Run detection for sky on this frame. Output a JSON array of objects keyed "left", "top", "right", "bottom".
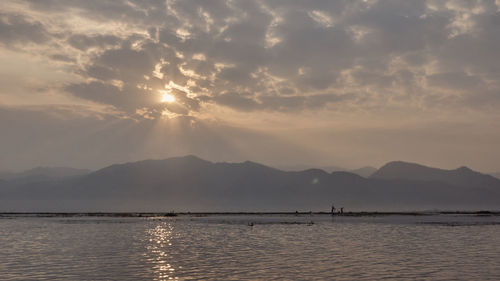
[{"left": 1, "top": 0, "right": 500, "bottom": 173}]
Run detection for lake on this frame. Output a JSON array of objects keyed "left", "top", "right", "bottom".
[{"left": 1, "top": 213, "right": 500, "bottom": 280}]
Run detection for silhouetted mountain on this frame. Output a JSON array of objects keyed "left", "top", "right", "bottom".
[
  {"left": 491, "top": 173, "right": 500, "bottom": 180},
  {"left": 280, "top": 164, "right": 377, "bottom": 178},
  {"left": 371, "top": 161, "right": 500, "bottom": 189},
  {"left": 1, "top": 156, "right": 499, "bottom": 212},
  {"left": 277, "top": 164, "right": 343, "bottom": 173},
  {"left": 349, "top": 166, "right": 377, "bottom": 178}
]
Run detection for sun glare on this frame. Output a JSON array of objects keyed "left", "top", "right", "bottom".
[{"left": 161, "top": 92, "right": 176, "bottom": 103}]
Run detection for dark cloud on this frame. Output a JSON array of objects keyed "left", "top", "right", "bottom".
[
  {"left": 0, "top": 14, "right": 49, "bottom": 45},
  {"left": 427, "top": 72, "right": 481, "bottom": 91},
  {"left": 49, "top": 54, "right": 75, "bottom": 62},
  {"left": 26, "top": 0, "right": 155, "bottom": 24},
  {"left": 95, "top": 47, "right": 158, "bottom": 79},
  {"left": 67, "top": 34, "right": 120, "bottom": 51},
  {"left": 212, "top": 92, "right": 261, "bottom": 112}
]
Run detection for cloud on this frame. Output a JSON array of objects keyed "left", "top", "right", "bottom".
[
  {"left": 67, "top": 34, "right": 120, "bottom": 51},
  {"left": 427, "top": 71, "right": 481, "bottom": 91},
  {"left": 0, "top": 13, "right": 50, "bottom": 45},
  {"left": 211, "top": 92, "right": 260, "bottom": 112},
  {"left": 65, "top": 81, "right": 156, "bottom": 112},
  {"left": 210, "top": 91, "right": 353, "bottom": 112},
  {"left": 3, "top": 0, "right": 499, "bottom": 116},
  {"left": 2, "top": 0, "right": 500, "bottom": 172}
]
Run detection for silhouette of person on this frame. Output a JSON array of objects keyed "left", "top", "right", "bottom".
[{"left": 331, "top": 204, "right": 335, "bottom": 215}]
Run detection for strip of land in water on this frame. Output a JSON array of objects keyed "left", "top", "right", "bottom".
[{"left": 1, "top": 211, "right": 499, "bottom": 218}]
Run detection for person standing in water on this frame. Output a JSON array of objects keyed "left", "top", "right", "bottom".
[{"left": 331, "top": 204, "right": 336, "bottom": 216}]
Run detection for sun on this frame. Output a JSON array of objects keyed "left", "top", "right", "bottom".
[{"left": 161, "top": 92, "right": 176, "bottom": 103}]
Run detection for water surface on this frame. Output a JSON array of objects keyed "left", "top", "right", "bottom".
[{"left": 1, "top": 213, "right": 500, "bottom": 280}]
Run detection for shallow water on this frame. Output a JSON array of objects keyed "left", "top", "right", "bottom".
[{"left": 1, "top": 214, "right": 500, "bottom": 280}]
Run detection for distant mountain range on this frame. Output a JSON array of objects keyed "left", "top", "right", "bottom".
[
  {"left": 277, "top": 164, "right": 344, "bottom": 173},
  {"left": 371, "top": 161, "right": 500, "bottom": 188},
  {"left": 349, "top": 166, "right": 377, "bottom": 178},
  {"left": 0, "top": 156, "right": 499, "bottom": 212},
  {"left": 0, "top": 167, "right": 91, "bottom": 184},
  {"left": 278, "top": 164, "right": 377, "bottom": 177}
]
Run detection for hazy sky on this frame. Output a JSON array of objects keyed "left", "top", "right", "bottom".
[{"left": 1, "top": 0, "right": 500, "bottom": 172}]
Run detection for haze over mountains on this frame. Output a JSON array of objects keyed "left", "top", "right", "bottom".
[
  {"left": 0, "top": 167, "right": 91, "bottom": 181},
  {"left": 1, "top": 156, "right": 499, "bottom": 212}
]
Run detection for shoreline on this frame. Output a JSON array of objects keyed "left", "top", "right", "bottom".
[{"left": 1, "top": 210, "right": 500, "bottom": 218}]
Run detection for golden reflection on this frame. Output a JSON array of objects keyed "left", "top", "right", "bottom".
[{"left": 146, "top": 221, "right": 178, "bottom": 280}]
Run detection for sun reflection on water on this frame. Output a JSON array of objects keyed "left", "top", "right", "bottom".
[{"left": 146, "top": 221, "right": 178, "bottom": 280}]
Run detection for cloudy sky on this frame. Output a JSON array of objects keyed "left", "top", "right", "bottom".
[{"left": 1, "top": 0, "right": 500, "bottom": 172}]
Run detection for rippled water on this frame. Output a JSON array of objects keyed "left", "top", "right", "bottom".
[{"left": 1, "top": 214, "right": 500, "bottom": 280}]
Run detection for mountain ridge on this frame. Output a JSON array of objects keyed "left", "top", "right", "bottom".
[
  {"left": 0, "top": 167, "right": 91, "bottom": 186},
  {"left": 1, "top": 156, "right": 499, "bottom": 212},
  {"left": 371, "top": 161, "right": 499, "bottom": 188}
]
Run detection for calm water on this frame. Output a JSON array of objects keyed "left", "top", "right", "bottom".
[{"left": 1, "top": 214, "right": 500, "bottom": 280}]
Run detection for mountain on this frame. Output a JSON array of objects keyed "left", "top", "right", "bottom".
[
  {"left": 0, "top": 166, "right": 91, "bottom": 182},
  {"left": 491, "top": 173, "right": 500, "bottom": 180},
  {"left": 1, "top": 156, "right": 499, "bottom": 212},
  {"left": 0, "top": 170, "right": 15, "bottom": 180},
  {"left": 349, "top": 166, "right": 377, "bottom": 178},
  {"left": 277, "top": 164, "right": 344, "bottom": 173},
  {"left": 279, "top": 164, "right": 376, "bottom": 177},
  {"left": 371, "top": 161, "right": 500, "bottom": 189}
]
